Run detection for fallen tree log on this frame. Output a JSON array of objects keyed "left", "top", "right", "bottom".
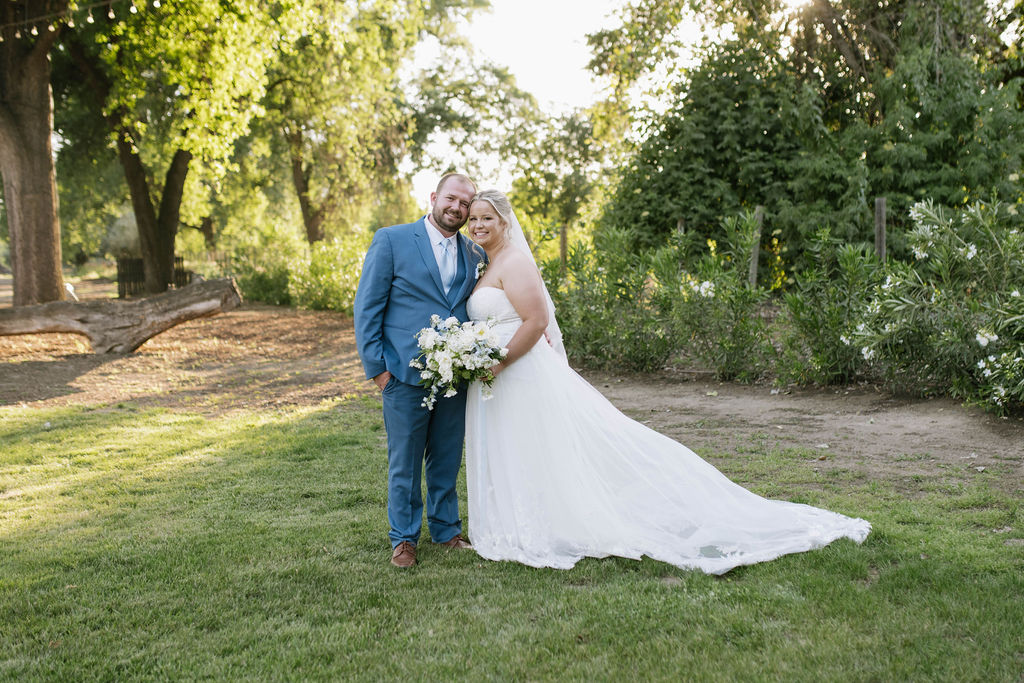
[{"left": 0, "top": 278, "right": 243, "bottom": 353}]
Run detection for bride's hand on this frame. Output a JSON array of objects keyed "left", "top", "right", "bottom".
[{"left": 489, "top": 362, "right": 505, "bottom": 379}]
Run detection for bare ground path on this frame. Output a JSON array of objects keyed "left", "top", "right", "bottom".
[{"left": 2, "top": 276, "right": 1021, "bottom": 497}]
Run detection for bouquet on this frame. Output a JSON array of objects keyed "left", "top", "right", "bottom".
[{"left": 410, "top": 314, "right": 508, "bottom": 410}]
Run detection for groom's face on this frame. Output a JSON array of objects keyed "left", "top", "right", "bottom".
[{"left": 430, "top": 178, "right": 476, "bottom": 235}]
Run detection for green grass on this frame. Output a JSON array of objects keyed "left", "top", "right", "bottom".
[{"left": 1, "top": 399, "right": 1022, "bottom": 681}]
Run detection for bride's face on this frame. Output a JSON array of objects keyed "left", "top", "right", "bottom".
[{"left": 467, "top": 201, "right": 506, "bottom": 249}]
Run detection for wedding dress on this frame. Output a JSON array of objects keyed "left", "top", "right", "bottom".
[{"left": 465, "top": 286, "right": 870, "bottom": 574}]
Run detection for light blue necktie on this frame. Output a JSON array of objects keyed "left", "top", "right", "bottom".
[{"left": 439, "top": 238, "right": 456, "bottom": 294}]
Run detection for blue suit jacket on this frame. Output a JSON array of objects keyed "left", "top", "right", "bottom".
[{"left": 354, "top": 217, "right": 484, "bottom": 386}]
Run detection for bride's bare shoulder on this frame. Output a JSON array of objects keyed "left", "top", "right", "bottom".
[{"left": 503, "top": 248, "right": 537, "bottom": 272}]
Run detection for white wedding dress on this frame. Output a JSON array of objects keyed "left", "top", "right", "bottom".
[{"left": 465, "top": 286, "right": 870, "bottom": 575}]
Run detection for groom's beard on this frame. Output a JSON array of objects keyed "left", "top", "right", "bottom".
[{"left": 433, "top": 206, "right": 467, "bottom": 232}]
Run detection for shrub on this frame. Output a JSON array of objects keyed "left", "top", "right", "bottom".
[
  {"left": 779, "top": 229, "right": 881, "bottom": 384},
  {"left": 853, "top": 201, "right": 1024, "bottom": 412},
  {"left": 548, "top": 227, "right": 676, "bottom": 372},
  {"left": 225, "top": 247, "right": 293, "bottom": 306},
  {"left": 287, "top": 235, "right": 370, "bottom": 314},
  {"left": 670, "top": 211, "right": 772, "bottom": 382}
]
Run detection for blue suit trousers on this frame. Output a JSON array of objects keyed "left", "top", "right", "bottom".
[{"left": 381, "top": 376, "right": 466, "bottom": 547}]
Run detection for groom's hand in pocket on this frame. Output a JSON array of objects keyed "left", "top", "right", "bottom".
[{"left": 373, "top": 371, "right": 392, "bottom": 391}]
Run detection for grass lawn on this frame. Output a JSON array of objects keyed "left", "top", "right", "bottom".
[{"left": 1, "top": 398, "right": 1022, "bottom": 681}]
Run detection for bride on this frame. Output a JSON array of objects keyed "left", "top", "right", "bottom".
[{"left": 463, "top": 189, "right": 870, "bottom": 575}]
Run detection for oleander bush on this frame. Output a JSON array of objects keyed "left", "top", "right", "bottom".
[
  {"left": 851, "top": 201, "right": 1024, "bottom": 412},
  {"left": 778, "top": 229, "right": 881, "bottom": 385},
  {"left": 546, "top": 226, "right": 676, "bottom": 372},
  {"left": 550, "top": 200, "right": 1023, "bottom": 413}
]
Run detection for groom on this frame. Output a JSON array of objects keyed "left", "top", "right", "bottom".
[{"left": 353, "top": 172, "right": 483, "bottom": 568}]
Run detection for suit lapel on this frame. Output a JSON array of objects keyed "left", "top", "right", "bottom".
[{"left": 413, "top": 220, "right": 447, "bottom": 298}]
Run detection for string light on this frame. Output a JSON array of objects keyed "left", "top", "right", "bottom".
[{"left": 0, "top": 1, "right": 141, "bottom": 37}]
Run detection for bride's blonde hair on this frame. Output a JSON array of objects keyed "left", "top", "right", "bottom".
[{"left": 471, "top": 190, "right": 513, "bottom": 231}]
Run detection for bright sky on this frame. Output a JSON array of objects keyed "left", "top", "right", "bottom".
[{"left": 410, "top": 0, "right": 623, "bottom": 207}]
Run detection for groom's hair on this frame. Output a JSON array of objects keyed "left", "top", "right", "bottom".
[{"left": 436, "top": 172, "right": 477, "bottom": 194}]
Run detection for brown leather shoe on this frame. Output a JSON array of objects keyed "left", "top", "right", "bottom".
[
  {"left": 391, "top": 541, "right": 416, "bottom": 567},
  {"left": 436, "top": 534, "right": 472, "bottom": 549}
]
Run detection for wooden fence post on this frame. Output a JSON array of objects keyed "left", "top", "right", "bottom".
[
  {"left": 559, "top": 224, "right": 568, "bottom": 275},
  {"left": 749, "top": 205, "right": 764, "bottom": 288},
  {"left": 874, "top": 197, "right": 887, "bottom": 260}
]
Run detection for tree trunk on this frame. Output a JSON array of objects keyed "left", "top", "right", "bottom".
[
  {"left": 287, "top": 129, "right": 325, "bottom": 243},
  {"left": 184, "top": 216, "right": 217, "bottom": 249},
  {"left": 66, "top": 35, "right": 189, "bottom": 294},
  {"left": 114, "top": 129, "right": 165, "bottom": 294},
  {"left": 156, "top": 148, "right": 192, "bottom": 284},
  {"left": 0, "top": 277, "right": 242, "bottom": 353},
  {"left": 0, "top": 19, "right": 65, "bottom": 306}
]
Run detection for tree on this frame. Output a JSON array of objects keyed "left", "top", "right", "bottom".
[
  {"left": 58, "top": 0, "right": 296, "bottom": 293},
  {"left": 592, "top": 0, "right": 1024, "bottom": 264},
  {"left": 510, "top": 110, "right": 605, "bottom": 269},
  {"left": 263, "top": 0, "right": 427, "bottom": 243},
  {"left": 0, "top": 0, "right": 67, "bottom": 306}
]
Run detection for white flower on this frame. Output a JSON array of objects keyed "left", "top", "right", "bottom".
[
  {"left": 976, "top": 330, "right": 998, "bottom": 347},
  {"left": 861, "top": 346, "right": 876, "bottom": 361},
  {"left": 1011, "top": 290, "right": 1021, "bottom": 298},
  {"left": 840, "top": 335, "right": 851, "bottom": 346},
  {"left": 417, "top": 327, "right": 441, "bottom": 349},
  {"left": 964, "top": 244, "right": 977, "bottom": 260},
  {"left": 912, "top": 244, "right": 929, "bottom": 260}
]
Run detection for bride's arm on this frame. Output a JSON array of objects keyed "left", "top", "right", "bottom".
[{"left": 490, "top": 254, "right": 549, "bottom": 377}]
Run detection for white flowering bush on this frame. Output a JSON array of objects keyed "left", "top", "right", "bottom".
[
  {"left": 410, "top": 315, "right": 508, "bottom": 410},
  {"left": 852, "top": 200, "right": 1024, "bottom": 412}
]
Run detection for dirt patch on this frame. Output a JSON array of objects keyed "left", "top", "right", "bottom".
[
  {"left": 587, "top": 370, "right": 1023, "bottom": 496},
  {"left": 2, "top": 277, "right": 1021, "bottom": 496}
]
